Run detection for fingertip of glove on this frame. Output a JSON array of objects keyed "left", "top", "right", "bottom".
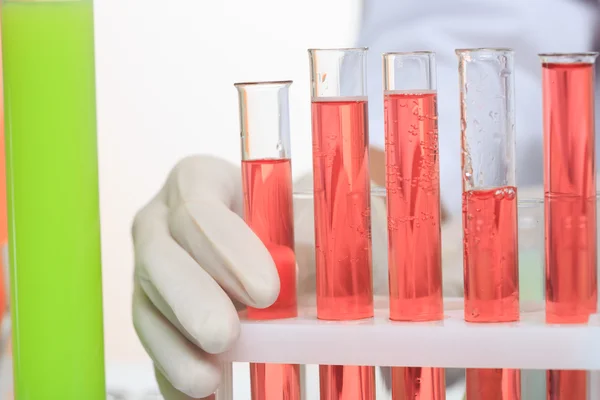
[
  {"left": 247, "top": 265, "right": 281, "bottom": 310},
  {"left": 238, "top": 244, "right": 281, "bottom": 309},
  {"left": 190, "top": 305, "right": 241, "bottom": 355},
  {"left": 168, "top": 360, "right": 221, "bottom": 399},
  {"left": 250, "top": 279, "right": 279, "bottom": 308}
]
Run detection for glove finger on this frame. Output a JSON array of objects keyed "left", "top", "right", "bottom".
[
  {"left": 133, "top": 198, "right": 240, "bottom": 354},
  {"left": 155, "top": 367, "right": 216, "bottom": 400},
  {"left": 162, "top": 155, "right": 280, "bottom": 309},
  {"left": 164, "top": 155, "right": 245, "bottom": 217},
  {"left": 133, "top": 283, "right": 220, "bottom": 398},
  {"left": 168, "top": 199, "right": 280, "bottom": 309}
]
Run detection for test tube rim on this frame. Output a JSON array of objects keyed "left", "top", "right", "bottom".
[
  {"left": 307, "top": 47, "right": 368, "bottom": 54},
  {"left": 382, "top": 50, "right": 435, "bottom": 57},
  {"left": 233, "top": 80, "right": 293, "bottom": 88},
  {"left": 455, "top": 47, "right": 514, "bottom": 56},
  {"left": 538, "top": 52, "right": 599, "bottom": 64}
]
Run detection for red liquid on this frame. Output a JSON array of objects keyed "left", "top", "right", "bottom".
[
  {"left": 542, "top": 62, "right": 596, "bottom": 400},
  {"left": 384, "top": 91, "right": 443, "bottom": 321},
  {"left": 384, "top": 92, "right": 444, "bottom": 400},
  {"left": 463, "top": 188, "right": 520, "bottom": 398},
  {"left": 319, "top": 365, "right": 375, "bottom": 400},
  {"left": 311, "top": 99, "right": 374, "bottom": 400},
  {"left": 546, "top": 370, "right": 586, "bottom": 400},
  {"left": 310, "top": 99, "right": 373, "bottom": 321},
  {"left": 462, "top": 187, "right": 519, "bottom": 322},
  {"left": 241, "top": 158, "right": 299, "bottom": 400},
  {"left": 250, "top": 364, "right": 301, "bottom": 400},
  {"left": 543, "top": 62, "right": 597, "bottom": 325},
  {"left": 391, "top": 367, "right": 445, "bottom": 400},
  {"left": 466, "top": 369, "right": 521, "bottom": 400},
  {"left": 242, "top": 158, "right": 297, "bottom": 320}
]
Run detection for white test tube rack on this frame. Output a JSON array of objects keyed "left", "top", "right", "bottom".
[{"left": 214, "top": 297, "right": 600, "bottom": 400}]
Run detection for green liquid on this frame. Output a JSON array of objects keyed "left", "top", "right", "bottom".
[{"left": 2, "top": 1, "right": 105, "bottom": 398}]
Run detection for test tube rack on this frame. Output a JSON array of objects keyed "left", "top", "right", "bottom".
[{"left": 213, "top": 297, "right": 600, "bottom": 399}]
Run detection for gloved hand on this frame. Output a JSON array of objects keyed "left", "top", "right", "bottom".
[
  {"left": 132, "top": 155, "right": 464, "bottom": 399},
  {"left": 132, "top": 155, "right": 281, "bottom": 399}
]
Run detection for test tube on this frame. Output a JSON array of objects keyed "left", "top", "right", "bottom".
[
  {"left": 540, "top": 52, "right": 598, "bottom": 400},
  {"left": 0, "top": 23, "right": 7, "bottom": 324},
  {"left": 383, "top": 51, "right": 445, "bottom": 400},
  {"left": 1, "top": 0, "right": 106, "bottom": 398},
  {"left": 235, "top": 80, "right": 301, "bottom": 400},
  {"left": 308, "top": 48, "right": 375, "bottom": 400},
  {"left": 457, "top": 48, "right": 521, "bottom": 400}
]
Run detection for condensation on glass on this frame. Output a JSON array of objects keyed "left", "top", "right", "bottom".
[{"left": 458, "top": 48, "right": 516, "bottom": 193}]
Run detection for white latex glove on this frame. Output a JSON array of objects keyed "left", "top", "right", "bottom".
[
  {"left": 132, "top": 155, "right": 281, "bottom": 399},
  {"left": 132, "top": 155, "right": 465, "bottom": 399}
]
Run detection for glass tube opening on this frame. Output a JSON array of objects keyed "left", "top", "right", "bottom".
[
  {"left": 383, "top": 51, "right": 436, "bottom": 92},
  {"left": 308, "top": 48, "right": 368, "bottom": 100},
  {"left": 456, "top": 48, "right": 513, "bottom": 59},
  {"left": 539, "top": 52, "right": 598, "bottom": 64},
  {"left": 235, "top": 81, "right": 292, "bottom": 161}
]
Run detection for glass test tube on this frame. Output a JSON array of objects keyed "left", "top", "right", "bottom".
[
  {"left": 235, "top": 81, "right": 301, "bottom": 400},
  {"left": 540, "top": 52, "right": 598, "bottom": 400},
  {"left": 1, "top": 0, "right": 106, "bottom": 398},
  {"left": 308, "top": 48, "right": 375, "bottom": 400},
  {"left": 383, "top": 52, "right": 445, "bottom": 400},
  {"left": 0, "top": 20, "right": 7, "bottom": 326},
  {"left": 457, "top": 48, "right": 521, "bottom": 400}
]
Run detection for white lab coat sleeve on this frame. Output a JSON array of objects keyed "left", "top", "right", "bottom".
[{"left": 357, "top": 0, "right": 598, "bottom": 216}]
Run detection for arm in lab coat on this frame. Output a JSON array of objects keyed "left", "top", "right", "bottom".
[{"left": 357, "top": 0, "right": 598, "bottom": 216}]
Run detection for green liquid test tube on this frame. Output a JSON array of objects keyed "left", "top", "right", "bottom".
[{"left": 1, "top": 0, "right": 106, "bottom": 398}]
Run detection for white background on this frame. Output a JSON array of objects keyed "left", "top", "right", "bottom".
[{"left": 93, "top": 0, "right": 362, "bottom": 363}]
